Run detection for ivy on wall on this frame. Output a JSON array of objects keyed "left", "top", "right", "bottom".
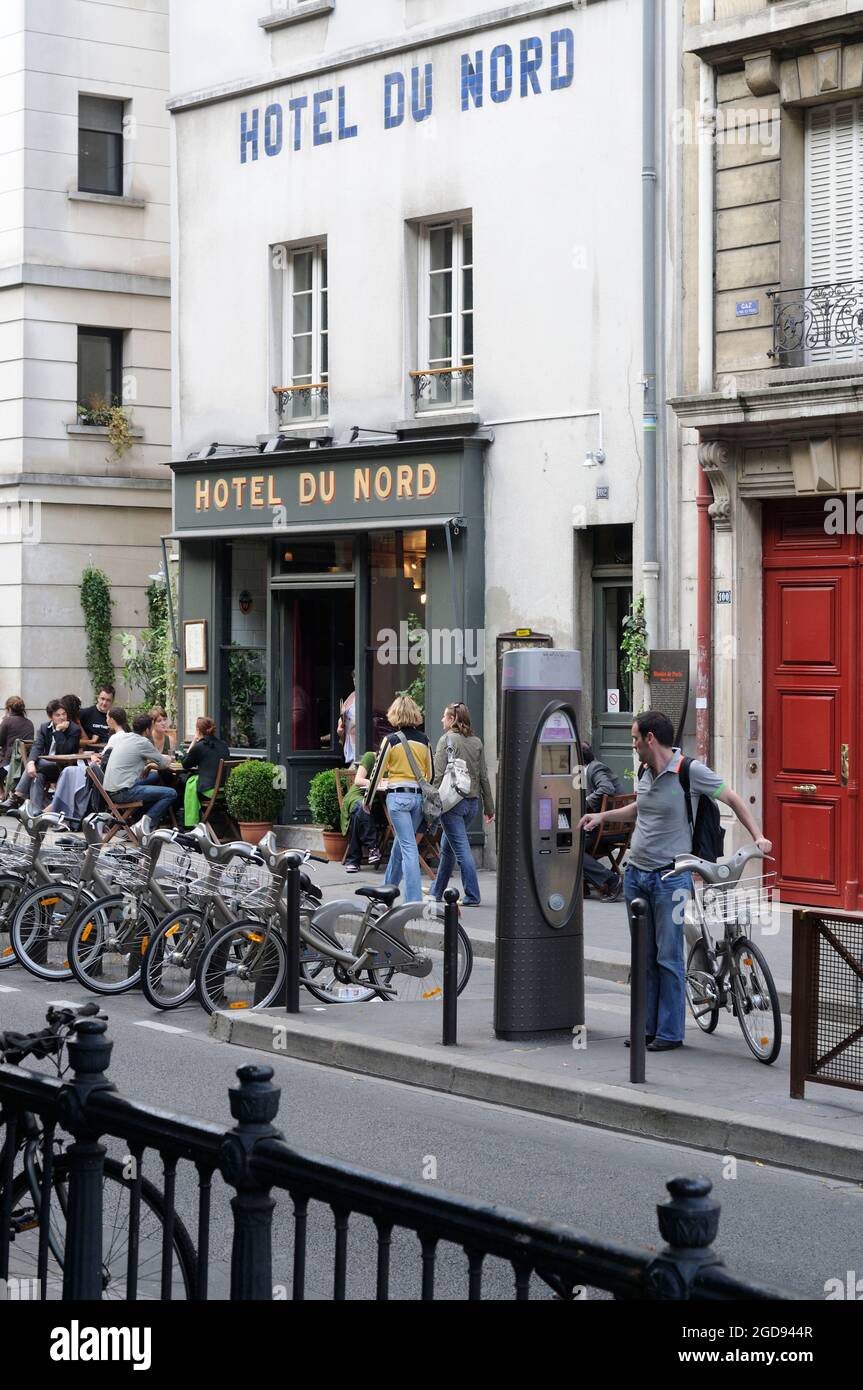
[
  {"left": 79, "top": 566, "right": 115, "bottom": 696},
  {"left": 119, "top": 575, "right": 178, "bottom": 722},
  {"left": 620, "top": 593, "right": 650, "bottom": 680}
]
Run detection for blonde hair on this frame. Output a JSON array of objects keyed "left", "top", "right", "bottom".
[
  {"left": 387, "top": 695, "right": 423, "bottom": 729},
  {"left": 149, "top": 706, "right": 167, "bottom": 722}
]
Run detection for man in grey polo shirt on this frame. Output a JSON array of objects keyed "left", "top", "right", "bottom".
[{"left": 579, "top": 710, "right": 771, "bottom": 1052}]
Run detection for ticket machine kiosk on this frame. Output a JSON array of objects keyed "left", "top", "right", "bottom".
[{"left": 494, "top": 649, "right": 585, "bottom": 1038}]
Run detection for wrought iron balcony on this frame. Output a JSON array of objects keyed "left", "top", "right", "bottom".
[
  {"left": 272, "top": 382, "right": 329, "bottom": 425},
  {"left": 767, "top": 280, "right": 863, "bottom": 366},
  {"left": 410, "top": 365, "right": 474, "bottom": 412}
]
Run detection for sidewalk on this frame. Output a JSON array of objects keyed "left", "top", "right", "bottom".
[
  {"left": 305, "top": 860, "right": 795, "bottom": 1008},
  {"left": 211, "top": 860, "right": 863, "bottom": 1183}
]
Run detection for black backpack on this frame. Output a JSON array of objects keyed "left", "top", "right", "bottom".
[{"left": 678, "top": 757, "right": 725, "bottom": 862}]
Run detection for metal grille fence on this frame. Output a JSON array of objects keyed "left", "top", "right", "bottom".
[
  {"left": 0, "top": 1019, "right": 799, "bottom": 1302},
  {"left": 791, "top": 908, "right": 863, "bottom": 1099}
]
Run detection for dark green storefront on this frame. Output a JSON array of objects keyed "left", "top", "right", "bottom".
[{"left": 170, "top": 436, "right": 486, "bottom": 822}]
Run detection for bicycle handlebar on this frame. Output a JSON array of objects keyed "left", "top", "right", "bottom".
[{"left": 662, "top": 842, "right": 768, "bottom": 885}]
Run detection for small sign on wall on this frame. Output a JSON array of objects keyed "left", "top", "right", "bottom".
[
  {"left": 606, "top": 689, "right": 620, "bottom": 714},
  {"left": 716, "top": 590, "right": 732, "bottom": 605},
  {"left": 736, "top": 300, "right": 759, "bottom": 317}
]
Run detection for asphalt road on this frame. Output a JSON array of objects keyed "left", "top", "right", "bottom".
[{"left": 1, "top": 968, "right": 861, "bottom": 1301}]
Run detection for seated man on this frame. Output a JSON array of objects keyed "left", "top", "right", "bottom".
[
  {"left": 79, "top": 685, "right": 115, "bottom": 749},
  {"left": 1, "top": 699, "right": 83, "bottom": 812},
  {"left": 342, "top": 752, "right": 382, "bottom": 873},
  {"left": 103, "top": 712, "right": 177, "bottom": 832},
  {"left": 581, "top": 741, "right": 625, "bottom": 902}
]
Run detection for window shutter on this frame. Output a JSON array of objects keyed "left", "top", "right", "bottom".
[{"left": 806, "top": 101, "right": 863, "bottom": 363}]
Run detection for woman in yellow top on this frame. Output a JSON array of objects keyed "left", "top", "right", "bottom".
[{"left": 363, "top": 695, "right": 432, "bottom": 904}]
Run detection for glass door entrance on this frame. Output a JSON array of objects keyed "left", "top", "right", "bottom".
[{"left": 279, "top": 585, "right": 355, "bottom": 821}]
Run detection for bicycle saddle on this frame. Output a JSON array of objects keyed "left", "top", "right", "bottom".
[
  {"left": 355, "top": 885, "right": 399, "bottom": 906},
  {"left": 300, "top": 872, "right": 322, "bottom": 901},
  {"left": 668, "top": 843, "right": 764, "bottom": 886}
]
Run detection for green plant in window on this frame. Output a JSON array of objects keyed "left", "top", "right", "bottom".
[
  {"left": 77, "top": 395, "right": 135, "bottom": 459},
  {"left": 396, "top": 611, "right": 425, "bottom": 714},
  {"left": 79, "top": 566, "right": 115, "bottom": 695},
  {"left": 227, "top": 645, "right": 266, "bottom": 748},
  {"left": 620, "top": 593, "right": 650, "bottom": 679}
]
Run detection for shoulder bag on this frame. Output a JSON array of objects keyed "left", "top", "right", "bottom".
[{"left": 439, "top": 735, "right": 471, "bottom": 813}]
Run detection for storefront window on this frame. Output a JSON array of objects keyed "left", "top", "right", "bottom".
[
  {"left": 279, "top": 538, "right": 353, "bottom": 573},
  {"left": 220, "top": 540, "right": 268, "bottom": 748},
  {"left": 369, "top": 529, "right": 427, "bottom": 743}
]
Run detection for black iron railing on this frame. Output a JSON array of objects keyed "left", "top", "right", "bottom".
[
  {"left": 0, "top": 1018, "right": 799, "bottom": 1301},
  {"left": 767, "top": 280, "right": 863, "bottom": 364}
]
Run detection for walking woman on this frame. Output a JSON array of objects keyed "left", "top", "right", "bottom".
[
  {"left": 363, "top": 695, "right": 431, "bottom": 904},
  {"left": 428, "top": 702, "right": 494, "bottom": 906}
]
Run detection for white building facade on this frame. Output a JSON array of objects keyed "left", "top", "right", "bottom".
[
  {"left": 169, "top": 0, "right": 652, "bottom": 830},
  {"left": 0, "top": 0, "right": 171, "bottom": 711}
]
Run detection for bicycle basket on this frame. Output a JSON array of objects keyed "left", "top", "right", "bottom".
[{"left": 699, "top": 872, "right": 779, "bottom": 933}]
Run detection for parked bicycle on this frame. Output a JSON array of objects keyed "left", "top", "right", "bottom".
[
  {"left": 141, "top": 827, "right": 323, "bottom": 1010},
  {"left": 673, "top": 843, "right": 782, "bottom": 1064},
  {"left": 196, "top": 843, "right": 474, "bottom": 1013},
  {"left": 7, "top": 811, "right": 148, "bottom": 982},
  {"left": 0, "top": 1002, "right": 196, "bottom": 1298}
]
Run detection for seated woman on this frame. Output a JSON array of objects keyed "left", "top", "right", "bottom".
[
  {"left": 0, "top": 696, "right": 34, "bottom": 790},
  {"left": 149, "top": 706, "right": 176, "bottom": 758},
  {"left": 181, "top": 717, "right": 230, "bottom": 827},
  {"left": 342, "top": 752, "right": 383, "bottom": 873}
]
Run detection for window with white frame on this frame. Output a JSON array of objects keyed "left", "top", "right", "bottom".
[
  {"left": 278, "top": 244, "right": 328, "bottom": 424},
  {"left": 805, "top": 101, "right": 863, "bottom": 364},
  {"left": 415, "top": 219, "right": 473, "bottom": 410}
]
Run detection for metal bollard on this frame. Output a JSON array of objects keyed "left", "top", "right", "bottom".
[
  {"left": 645, "top": 1176, "right": 724, "bottom": 1298},
  {"left": 442, "top": 888, "right": 460, "bottom": 1046},
  {"left": 629, "top": 897, "right": 648, "bottom": 1084},
  {"left": 284, "top": 852, "right": 301, "bottom": 1014}
]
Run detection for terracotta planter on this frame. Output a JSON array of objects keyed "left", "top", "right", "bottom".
[
  {"left": 238, "top": 821, "right": 273, "bottom": 845},
  {"left": 322, "top": 830, "right": 348, "bottom": 861}
]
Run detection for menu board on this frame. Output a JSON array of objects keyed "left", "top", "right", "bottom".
[{"left": 648, "top": 650, "right": 690, "bottom": 746}]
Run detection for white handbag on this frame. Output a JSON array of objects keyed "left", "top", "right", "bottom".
[{"left": 439, "top": 736, "right": 472, "bottom": 813}]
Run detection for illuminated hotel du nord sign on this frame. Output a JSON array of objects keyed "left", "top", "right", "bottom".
[{"left": 173, "top": 450, "right": 469, "bottom": 532}]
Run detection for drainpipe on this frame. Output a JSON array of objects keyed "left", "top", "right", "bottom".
[
  {"left": 696, "top": 0, "right": 715, "bottom": 762},
  {"left": 642, "top": 0, "right": 660, "bottom": 654}
]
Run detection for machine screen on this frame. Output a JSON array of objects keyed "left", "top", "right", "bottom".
[
  {"left": 541, "top": 745, "right": 570, "bottom": 775},
  {"left": 538, "top": 798, "right": 553, "bottom": 832}
]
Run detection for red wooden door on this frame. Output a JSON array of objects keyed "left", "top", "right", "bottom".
[{"left": 763, "top": 502, "right": 857, "bottom": 908}]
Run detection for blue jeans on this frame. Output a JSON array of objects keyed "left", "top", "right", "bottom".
[
  {"left": 114, "top": 780, "right": 177, "bottom": 828},
  {"left": 624, "top": 865, "right": 693, "bottom": 1044},
  {"left": 430, "top": 797, "right": 480, "bottom": 904},
  {"left": 383, "top": 791, "right": 424, "bottom": 904}
]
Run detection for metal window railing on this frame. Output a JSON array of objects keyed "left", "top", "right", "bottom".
[{"left": 767, "top": 280, "right": 863, "bottom": 365}]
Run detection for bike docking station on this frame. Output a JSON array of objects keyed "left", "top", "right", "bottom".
[{"left": 494, "top": 649, "right": 586, "bottom": 1042}]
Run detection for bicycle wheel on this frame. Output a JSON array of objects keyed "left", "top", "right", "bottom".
[
  {"left": 365, "top": 902, "right": 474, "bottom": 1002},
  {"left": 68, "top": 895, "right": 159, "bottom": 995},
  {"left": 0, "top": 872, "right": 25, "bottom": 969},
  {"left": 9, "top": 882, "right": 93, "bottom": 982},
  {"left": 196, "top": 919, "right": 287, "bottom": 1015},
  {"left": 731, "top": 937, "right": 782, "bottom": 1064},
  {"left": 142, "top": 909, "right": 212, "bottom": 1010},
  {"left": 685, "top": 941, "right": 720, "bottom": 1034},
  {"left": 299, "top": 905, "right": 379, "bottom": 1004},
  {"left": 7, "top": 1155, "right": 196, "bottom": 1299}
]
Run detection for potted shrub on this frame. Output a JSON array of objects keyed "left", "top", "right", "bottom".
[
  {"left": 225, "top": 760, "right": 284, "bottom": 844},
  {"left": 307, "top": 769, "right": 346, "bottom": 860}
]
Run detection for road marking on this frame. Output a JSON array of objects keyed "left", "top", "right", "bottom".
[
  {"left": 134, "top": 1020, "right": 188, "bottom": 1035},
  {"left": 0, "top": 984, "right": 20, "bottom": 993}
]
